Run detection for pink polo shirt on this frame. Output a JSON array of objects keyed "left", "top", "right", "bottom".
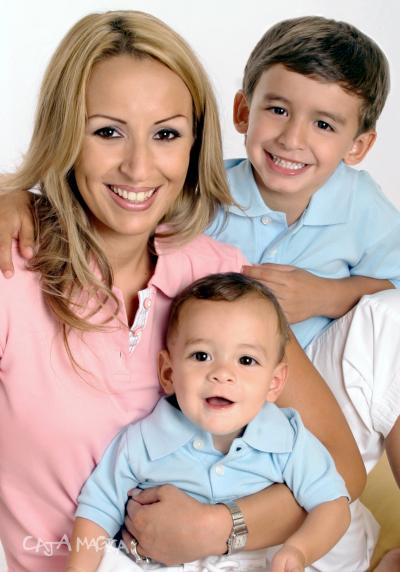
[{"left": 0, "top": 234, "right": 246, "bottom": 572}]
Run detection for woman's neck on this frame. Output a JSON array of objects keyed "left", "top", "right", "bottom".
[{"left": 100, "top": 231, "right": 156, "bottom": 326}]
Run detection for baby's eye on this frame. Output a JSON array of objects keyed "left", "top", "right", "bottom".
[
  {"left": 94, "top": 127, "right": 121, "bottom": 139},
  {"left": 239, "top": 355, "right": 258, "bottom": 366},
  {"left": 268, "top": 106, "right": 287, "bottom": 116},
  {"left": 316, "top": 120, "right": 334, "bottom": 132},
  {"left": 154, "top": 129, "right": 180, "bottom": 141},
  {"left": 191, "top": 351, "right": 210, "bottom": 362}
]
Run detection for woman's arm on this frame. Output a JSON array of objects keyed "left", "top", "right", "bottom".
[
  {"left": 122, "top": 333, "right": 365, "bottom": 564},
  {"left": 0, "top": 190, "right": 34, "bottom": 276},
  {"left": 278, "top": 332, "right": 366, "bottom": 500}
]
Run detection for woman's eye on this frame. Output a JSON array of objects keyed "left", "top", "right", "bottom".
[
  {"left": 154, "top": 129, "right": 180, "bottom": 141},
  {"left": 191, "top": 352, "right": 210, "bottom": 362},
  {"left": 316, "top": 120, "right": 333, "bottom": 132},
  {"left": 94, "top": 127, "right": 120, "bottom": 138},
  {"left": 239, "top": 355, "right": 257, "bottom": 366}
]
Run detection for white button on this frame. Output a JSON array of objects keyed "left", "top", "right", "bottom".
[
  {"left": 215, "top": 464, "right": 224, "bottom": 475},
  {"left": 261, "top": 216, "right": 271, "bottom": 225},
  {"left": 268, "top": 248, "right": 277, "bottom": 256},
  {"left": 192, "top": 439, "right": 204, "bottom": 450}
]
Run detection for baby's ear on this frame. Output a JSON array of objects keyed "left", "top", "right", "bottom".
[
  {"left": 265, "top": 362, "right": 288, "bottom": 403},
  {"left": 344, "top": 130, "right": 376, "bottom": 166},
  {"left": 158, "top": 350, "right": 175, "bottom": 395},
  {"left": 233, "top": 90, "right": 250, "bottom": 134}
]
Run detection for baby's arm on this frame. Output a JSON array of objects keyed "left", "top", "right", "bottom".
[
  {"left": 67, "top": 517, "right": 109, "bottom": 572},
  {"left": 271, "top": 498, "right": 350, "bottom": 572},
  {"left": 243, "top": 263, "right": 393, "bottom": 323}
]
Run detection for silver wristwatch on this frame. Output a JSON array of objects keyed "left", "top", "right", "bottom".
[{"left": 221, "top": 500, "right": 248, "bottom": 555}]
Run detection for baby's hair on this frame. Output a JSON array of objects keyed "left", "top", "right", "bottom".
[
  {"left": 166, "top": 272, "right": 289, "bottom": 362},
  {"left": 242, "top": 16, "right": 390, "bottom": 134}
]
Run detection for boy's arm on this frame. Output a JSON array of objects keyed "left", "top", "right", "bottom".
[
  {"left": 243, "top": 263, "right": 393, "bottom": 323},
  {"left": 271, "top": 498, "right": 350, "bottom": 571},
  {"left": 66, "top": 517, "right": 109, "bottom": 572}
]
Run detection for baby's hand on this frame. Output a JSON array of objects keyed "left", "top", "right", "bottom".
[{"left": 271, "top": 544, "right": 305, "bottom": 572}]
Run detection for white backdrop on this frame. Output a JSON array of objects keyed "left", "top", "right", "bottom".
[
  {"left": 0, "top": 1, "right": 399, "bottom": 569},
  {"left": 1, "top": 0, "right": 399, "bottom": 208}
]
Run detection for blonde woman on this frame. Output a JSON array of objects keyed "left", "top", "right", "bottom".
[{"left": 0, "top": 10, "right": 363, "bottom": 572}]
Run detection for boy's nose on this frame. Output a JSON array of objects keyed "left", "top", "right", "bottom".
[
  {"left": 208, "top": 364, "right": 235, "bottom": 384},
  {"left": 278, "top": 118, "right": 306, "bottom": 150}
]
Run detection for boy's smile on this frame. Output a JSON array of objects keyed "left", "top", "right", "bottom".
[{"left": 234, "top": 64, "right": 375, "bottom": 223}]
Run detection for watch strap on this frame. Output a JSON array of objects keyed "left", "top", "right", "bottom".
[{"left": 220, "top": 500, "right": 248, "bottom": 555}]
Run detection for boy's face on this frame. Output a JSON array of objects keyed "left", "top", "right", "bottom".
[
  {"left": 234, "top": 64, "right": 375, "bottom": 212},
  {"left": 159, "top": 295, "right": 287, "bottom": 452}
]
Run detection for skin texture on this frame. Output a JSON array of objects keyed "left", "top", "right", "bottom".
[{"left": 1, "top": 55, "right": 366, "bottom": 565}]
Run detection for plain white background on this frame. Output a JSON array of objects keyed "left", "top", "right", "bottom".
[{"left": 0, "top": 1, "right": 399, "bottom": 569}]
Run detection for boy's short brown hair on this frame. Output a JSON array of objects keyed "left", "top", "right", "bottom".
[
  {"left": 166, "top": 272, "right": 289, "bottom": 362},
  {"left": 242, "top": 16, "right": 390, "bottom": 134}
]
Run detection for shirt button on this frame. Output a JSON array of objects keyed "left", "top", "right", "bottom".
[
  {"left": 261, "top": 216, "right": 271, "bottom": 225},
  {"left": 144, "top": 298, "right": 152, "bottom": 310},
  {"left": 215, "top": 464, "right": 224, "bottom": 476},
  {"left": 268, "top": 248, "right": 277, "bottom": 256},
  {"left": 132, "top": 327, "right": 143, "bottom": 337},
  {"left": 192, "top": 438, "right": 204, "bottom": 450}
]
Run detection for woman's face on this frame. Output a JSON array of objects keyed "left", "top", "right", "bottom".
[{"left": 74, "top": 54, "right": 194, "bottom": 244}]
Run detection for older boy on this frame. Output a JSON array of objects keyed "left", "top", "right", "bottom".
[
  {"left": 207, "top": 16, "right": 400, "bottom": 572},
  {"left": 67, "top": 273, "right": 350, "bottom": 572}
]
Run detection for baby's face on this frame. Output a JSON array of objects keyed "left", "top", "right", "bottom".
[{"left": 160, "top": 295, "right": 287, "bottom": 452}]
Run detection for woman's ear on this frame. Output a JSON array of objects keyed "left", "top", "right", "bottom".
[
  {"left": 265, "top": 362, "right": 288, "bottom": 403},
  {"left": 344, "top": 130, "right": 376, "bottom": 166},
  {"left": 158, "top": 349, "right": 175, "bottom": 395},
  {"left": 233, "top": 90, "right": 250, "bottom": 134}
]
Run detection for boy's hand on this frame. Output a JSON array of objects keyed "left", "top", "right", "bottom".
[
  {"left": 271, "top": 544, "right": 305, "bottom": 572},
  {"left": 0, "top": 190, "right": 35, "bottom": 277},
  {"left": 242, "top": 264, "right": 327, "bottom": 323}
]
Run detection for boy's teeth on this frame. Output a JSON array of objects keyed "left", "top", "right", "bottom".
[
  {"left": 271, "top": 154, "right": 306, "bottom": 170},
  {"left": 110, "top": 186, "right": 156, "bottom": 203}
]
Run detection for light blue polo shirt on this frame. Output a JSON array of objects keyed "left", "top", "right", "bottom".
[
  {"left": 76, "top": 397, "right": 348, "bottom": 537},
  {"left": 206, "top": 159, "right": 400, "bottom": 348}
]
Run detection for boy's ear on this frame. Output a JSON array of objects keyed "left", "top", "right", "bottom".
[
  {"left": 343, "top": 130, "right": 376, "bottom": 166},
  {"left": 233, "top": 90, "right": 250, "bottom": 134},
  {"left": 158, "top": 349, "right": 175, "bottom": 395},
  {"left": 265, "top": 361, "right": 288, "bottom": 403}
]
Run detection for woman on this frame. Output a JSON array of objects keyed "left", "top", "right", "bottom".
[{"left": 0, "top": 10, "right": 364, "bottom": 572}]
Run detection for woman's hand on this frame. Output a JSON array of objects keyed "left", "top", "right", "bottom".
[
  {"left": 122, "top": 485, "right": 231, "bottom": 565},
  {"left": 0, "top": 190, "right": 35, "bottom": 277}
]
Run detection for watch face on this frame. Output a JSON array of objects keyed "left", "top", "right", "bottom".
[{"left": 232, "top": 534, "right": 247, "bottom": 550}]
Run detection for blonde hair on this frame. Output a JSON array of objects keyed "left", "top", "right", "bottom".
[{"left": 1, "top": 11, "right": 231, "bottom": 334}]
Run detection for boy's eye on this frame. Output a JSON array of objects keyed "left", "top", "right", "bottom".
[
  {"left": 239, "top": 355, "right": 258, "bottom": 366},
  {"left": 316, "top": 120, "right": 333, "bottom": 132},
  {"left": 94, "top": 127, "right": 120, "bottom": 139},
  {"left": 154, "top": 128, "right": 180, "bottom": 141},
  {"left": 191, "top": 351, "right": 210, "bottom": 362},
  {"left": 268, "top": 106, "right": 287, "bottom": 116}
]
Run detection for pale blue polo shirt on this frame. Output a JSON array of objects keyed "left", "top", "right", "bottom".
[
  {"left": 76, "top": 397, "right": 348, "bottom": 537},
  {"left": 206, "top": 159, "right": 400, "bottom": 348}
]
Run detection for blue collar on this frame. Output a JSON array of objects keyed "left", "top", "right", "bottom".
[
  {"left": 141, "top": 398, "right": 296, "bottom": 460},
  {"left": 226, "top": 158, "right": 353, "bottom": 226}
]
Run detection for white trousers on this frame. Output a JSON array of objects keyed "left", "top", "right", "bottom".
[
  {"left": 98, "top": 291, "right": 400, "bottom": 572},
  {"left": 98, "top": 545, "right": 272, "bottom": 572}
]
